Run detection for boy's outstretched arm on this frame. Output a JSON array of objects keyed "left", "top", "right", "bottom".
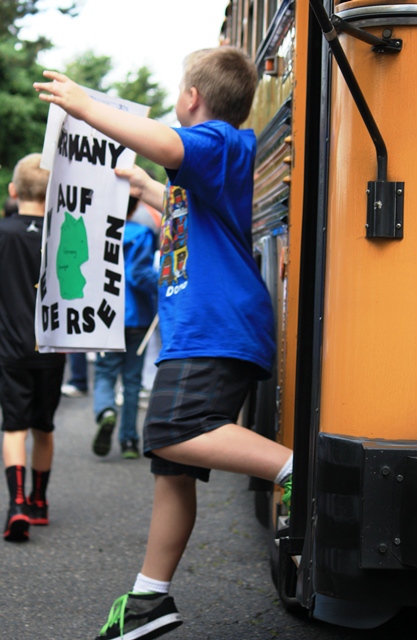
[
  {"left": 33, "top": 71, "right": 184, "bottom": 170},
  {"left": 115, "top": 165, "right": 165, "bottom": 213}
]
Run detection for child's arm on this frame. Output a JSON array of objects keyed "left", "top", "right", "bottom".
[
  {"left": 115, "top": 166, "right": 165, "bottom": 213},
  {"left": 33, "top": 71, "right": 184, "bottom": 170}
]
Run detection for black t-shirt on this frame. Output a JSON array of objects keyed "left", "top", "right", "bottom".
[{"left": 0, "top": 213, "right": 65, "bottom": 367}]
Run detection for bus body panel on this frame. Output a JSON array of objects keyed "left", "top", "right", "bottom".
[{"left": 321, "top": 10, "right": 417, "bottom": 439}]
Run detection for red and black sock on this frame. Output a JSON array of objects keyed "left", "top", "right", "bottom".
[
  {"left": 29, "top": 468, "right": 50, "bottom": 505},
  {"left": 5, "top": 465, "right": 26, "bottom": 505}
]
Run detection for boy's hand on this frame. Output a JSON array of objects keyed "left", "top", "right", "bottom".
[
  {"left": 34, "top": 70, "right": 184, "bottom": 171},
  {"left": 115, "top": 166, "right": 165, "bottom": 213},
  {"left": 115, "top": 166, "right": 151, "bottom": 200},
  {"left": 33, "top": 71, "right": 92, "bottom": 120}
]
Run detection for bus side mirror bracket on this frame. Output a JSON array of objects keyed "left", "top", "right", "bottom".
[{"left": 365, "top": 181, "right": 404, "bottom": 239}]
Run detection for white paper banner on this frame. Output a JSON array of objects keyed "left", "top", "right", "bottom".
[{"left": 35, "top": 88, "right": 149, "bottom": 353}]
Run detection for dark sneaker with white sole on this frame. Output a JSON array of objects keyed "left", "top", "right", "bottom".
[
  {"left": 95, "top": 592, "right": 182, "bottom": 640},
  {"left": 93, "top": 410, "right": 117, "bottom": 456},
  {"left": 3, "top": 502, "right": 30, "bottom": 542}
]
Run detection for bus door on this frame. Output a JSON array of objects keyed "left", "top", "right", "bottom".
[{"left": 295, "top": 0, "right": 417, "bottom": 626}]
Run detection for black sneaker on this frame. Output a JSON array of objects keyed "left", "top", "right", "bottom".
[
  {"left": 95, "top": 592, "right": 182, "bottom": 640},
  {"left": 93, "top": 410, "right": 117, "bottom": 456},
  {"left": 4, "top": 503, "right": 30, "bottom": 542},
  {"left": 26, "top": 497, "right": 49, "bottom": 526},
  {"left": 121, "top": 440, "right": 140, "bottom": 459}
]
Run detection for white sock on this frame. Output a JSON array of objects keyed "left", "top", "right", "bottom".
[
  {"left": 274, "top": 454, "right": 293, "bottom": 487},
  {"left": 132, "top": 572, "right": 170, "bottom": 594}
]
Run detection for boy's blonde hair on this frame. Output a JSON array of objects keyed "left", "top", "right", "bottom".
[
  {"left": 11, "top": 153, "right": 49, "bottom": 203},
  {"left": 183, "top": 47, "right": 258, "bottom": 128}
]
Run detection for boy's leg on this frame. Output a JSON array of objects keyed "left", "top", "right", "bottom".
[
  {"left": 92, "top": 352, "right": 121, "bottom": 456},
  {"left": 155, "top": 422, "right": 293, "bottom": 484},
  {"left": 27, "top": 429, "right": 53, "bottom": 525},
  {"left": 2, "top": 430, "right": 27, "bottom": 467},
  {"left": 31, "top": 429, "right": 53, "bottom": 470},
  {"left": 119, "top": 329, "right": 147, "bottom": 457},
  {"left": 95, "top": 474, "right": 192, "bottom": 640},
  {"left": 2, "top": 431, "right": 30, "bottom": 542},
  {"left": 27, "top": 364, "right": 64, "bottom": 526},
  {"left": 144, "top": 359, "right": 293, "bottom": 487},
  {"left": 0, "top": 366, "right": 32, "bottom": 542},
  {"left": 140, "top": 473, "right": 197, "bottom": 581}
]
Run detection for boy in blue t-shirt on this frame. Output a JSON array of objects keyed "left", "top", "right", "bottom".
[{"left": 34, "top": 46, "right": 293, "bottom": 640}]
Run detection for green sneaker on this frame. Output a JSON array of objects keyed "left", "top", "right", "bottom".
[
  {"left": 92, "top": 410, "right": 116, "bottom": 457},
  {"left": 120, "top": 440, "right": 140, "bottom": 459},
  {"left": 95, "top": 592, "right": 182, "bottom": 640},
  {"left": 282, "top": 475, "right": 292, "bottom": 515}
]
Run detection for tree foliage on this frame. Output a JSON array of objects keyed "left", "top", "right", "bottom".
[
  {"left": 64, "top": 50, "right": 112, "bottom": 92},
  {"left": 0, "top": 1, "right": 80, "bottom": 206},
  {"left": 0, "top": 6, "right": 172, "bottom": 206},
  {"left": 0, "top": 38, "right": 50, "bottom": 202},
  {"left": 114, "top": 67, "right": 171, "bottom": 121},
  {"left": 0, "top": 1, "right": 40, "bottom": 37},
  {"left": 0, "top": 1, "right": 79, "bottom": 38}
]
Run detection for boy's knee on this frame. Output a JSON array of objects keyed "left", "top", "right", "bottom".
[{"left": 31, "top": 428, "right": 53, "bottom": 440}]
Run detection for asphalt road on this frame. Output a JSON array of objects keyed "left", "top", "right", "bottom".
[{"left": 1, "top": 350, "right": 417, "bottom": 639}]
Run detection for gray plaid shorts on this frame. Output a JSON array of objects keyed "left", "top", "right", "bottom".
[{"left": 143, "top": 358, "right": 258, "bottom": 481}]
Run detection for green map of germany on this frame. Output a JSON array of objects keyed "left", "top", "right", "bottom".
[{"left": 56, "top": 212, "right": 89, "bottom": 300}]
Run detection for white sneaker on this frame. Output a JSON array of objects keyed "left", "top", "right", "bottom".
[
  {"left": 138, "top": 388, "right": 151, "bottom": 410},
  {"left": 61, "top": 383, "right": 86, "bottom": 397}
]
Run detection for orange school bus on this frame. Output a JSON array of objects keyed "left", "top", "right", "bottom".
[{"left": 221, "top": 0, "right": 417, "bottom": 628}]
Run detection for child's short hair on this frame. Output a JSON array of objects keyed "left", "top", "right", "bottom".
[
  {"left": 183, "top": 47, "right": 258, "bottom": 128},
  {"left": 11, "top": 153, "right": 50, "bottom": 203}
]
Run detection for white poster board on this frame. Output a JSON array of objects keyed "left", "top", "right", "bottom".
[{"left": 35, "top": 88, "right": 149, "bottom": 353}]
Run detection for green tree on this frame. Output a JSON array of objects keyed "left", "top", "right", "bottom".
[
  {"left": 114, "top": 67, "right": 172, "bottom": 120},
  {"left": 0, "top": 1, "right": 40, "bottom": 37},
  {"left": 0, "top": 38, "right": 50, "bottom": 203},
  {"left": 64, "top": 50, "right": 112, "bottom": 92},
  {"left": 0, "top": 1, "right": 79, "bottom": 38},
  {"left": 0, "top": 1, "right": 80, "bottom": 207}
]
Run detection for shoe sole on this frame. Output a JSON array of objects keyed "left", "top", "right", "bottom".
[
  {"left": 28, "top": 517, "right": 49, "bottom": 526},
  {"left": 26, "top": 500, "right": 49, "bottom": 526},
  {"left": 93, "top": 420, "right": 116, "bottom": 456},
  {"left": 98, "top": 613, "right": 182, "bottom": 640},
  {"left": 4, "top": 515, "right": 30, "bottom": 542},
  {"left": 61, "top": 386, "right": 86, "bottom": 397},
  {"left": 62, "top": 391, "right": 85, "bottom": 397}
]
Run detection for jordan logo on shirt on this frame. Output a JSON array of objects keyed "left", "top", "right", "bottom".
[
  {"left": 26, "top": 221, "right": 39, "bottom": 233},
  {"left": 159, "top": 185, "right": 188, "bottom": 293}
]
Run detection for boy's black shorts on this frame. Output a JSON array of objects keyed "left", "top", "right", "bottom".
[
  {"left": 143, "top": 357, "right": 259, "bottom": 482},
  {"left": 0, "top": 364, "right": 65, "bottom": 433}
]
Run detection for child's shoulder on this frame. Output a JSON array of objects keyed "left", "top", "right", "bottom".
[
  {"left": 186, "top": 119, "right": 254, "bottom": 135},
  {"left": 179, "top": 120, "right": 256, "bottom": 151},
  {"left": 0, "top": 213, "right": 25, "bottom": 232}
]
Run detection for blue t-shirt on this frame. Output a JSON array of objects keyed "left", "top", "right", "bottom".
[{"left": 157, "top": 120, "right": 275, "bottom": 379}]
